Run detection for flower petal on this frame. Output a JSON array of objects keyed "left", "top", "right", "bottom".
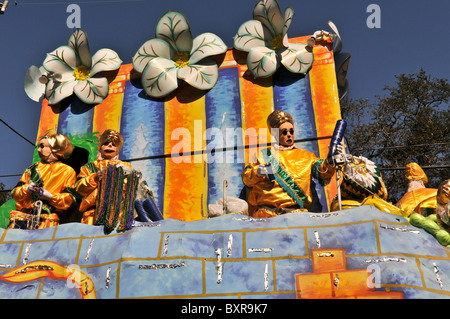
[
  {"left": 282, "top": 7, "right": 295, "bottom": 38},
  {"left": 132, "top": 38, "right": 173, "bottom": 73},
  {"left": 68, "top": 28, "right": 92, "bottom": 68},
  {"left": 45, "top": 77, "right": 77, "bottom": 106},
  {"left": 189, "top": 33, "right": 227, "bottom": 64},
  {"left": 90, "top": 49, "right": 122, "bottom": 76},
  {"left": 43, "top": 46, "right": 77, "bottom": 74},
  {"left": 280, "top": 43, "right": 314, "bottom": 74},
  {"left": 156, "top": 10, "right": 193, "bottom": 53},
  {"left": 233, "top": 20, "right": 272, "bottom": 52},
  {"left": 252, "top": 0, "right": 284, "bottom": 36},
  {"left": 247, "top": 46, "right": 279, "bottom": 78},
  {"left": 178, "top": 63, "right": 219, "bottom": 90},
  {"left": 141, "top": 57, "right": 178, "bottom": 98},
  {"left": 73, "top": 77, "right": 109, "bottom": 104}
]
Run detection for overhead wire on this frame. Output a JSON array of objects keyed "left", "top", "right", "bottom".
[
  {"left": 379, "top": 165, "right": 450, "bottom": 171},
  {"left": 0, "top": 118, "right": 35, "bottom": 147},
  {"left": 352, "top": 142, "right": 449, "bottom": 152},
  {"left": 0, "top": 133, "right": 448, "bottom": 184}
]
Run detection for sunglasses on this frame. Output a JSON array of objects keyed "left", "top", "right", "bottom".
[{"left": 281, "top": 128, "right": 294, "bottom": 136}]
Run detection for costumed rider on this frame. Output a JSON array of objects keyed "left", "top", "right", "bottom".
[
  {"left": 396, "top": 163, "right": 438, "bottom": 216},
  {"left": 242, "top": 110, "right": 337, "bottom": 218},
  {"left": 75, "top": 129, "right": 162, "bottom": 232},
  {"left": 9, "top": 134, "right": 77, "bottom": 229}
]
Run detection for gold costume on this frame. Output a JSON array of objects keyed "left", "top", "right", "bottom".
[
  {"left": 243, "top": 147, "right": 335, "bottom": 217},
  {"left": 397, "top": 188, "right": 438, "bottom": 216},
  {"left": 75, "top": 159, "right": 134, "bottom": 225},
  {"left": 397, "top": 163, "right": 437, "bottom": 216},
  {"left": 10, "top": 162, "right": 76, "bottom": 228}
]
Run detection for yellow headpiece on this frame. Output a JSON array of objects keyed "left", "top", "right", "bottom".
[
  {"left": 267, "top": 110, "right": 294, "bottom": 131},
  {"left": 45, "top": 134, "right": 74, "bottom": 160},
  {"left": 405, "top": 162, "right": 428, "bottom": 185},
  {"left": 98, "top": 129, "right": 124, "bottom": 150}
]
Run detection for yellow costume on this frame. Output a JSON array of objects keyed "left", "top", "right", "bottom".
[
  {"left": 75, "top": 129, "right": 135, "bottom": 226},
  {"left": 243, "top": 147, "right": 335, "bottom": 217},
  {"left": 10, "top": 134, "right": 76, "bottom": 229},
  {"left": 397, "top": 163, "right": 437, "bottom": 216},
  {"left": 75, "top": 159, "right": 134, "bottom": 225},
  {"left": 243, "top": 110, "right": 336, "bottom": 218}
]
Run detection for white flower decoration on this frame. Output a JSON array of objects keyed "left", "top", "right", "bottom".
[
  {"left": 133, "top": 10, "right": 227, "bottom": 98},
  {"left": 43, "top": 29, "right": 122, "bottom": 105},
  {"left": 233, "top": 0, "right": 313, "bottom": 78}
]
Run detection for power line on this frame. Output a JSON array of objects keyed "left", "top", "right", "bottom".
[
  {"left": 352, "top": 142, "right": 449, "bottom": 152},
  {"left": 123, "top": 135, "right": 333, "bottom": 163},
  {"left": 379, "top": 165, "right": 450, "bottom": 171},
  {"left": 0, "top": 132, "right": 447, "bottom": 181},
  {"left": 0, "top": 118, "right": 35, "bottom": 147}
]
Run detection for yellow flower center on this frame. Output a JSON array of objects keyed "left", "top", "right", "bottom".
[
  {"left": 73, "top": 65, "right": 91, "bottom": 81},
  {"left": 270, "top": 34, "right": 285, "bottom": 51},
  {"left": 173, "top": 51, "right": 190, "bottom": 68}
]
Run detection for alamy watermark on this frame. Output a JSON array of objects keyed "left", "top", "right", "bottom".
[
  {"left": 65, "top": 3, "right": 380, "bottom": 31},
  {"left": 366, "top": 264, "right": 382, "bottom": 289},
  {"left": 66, "top": 4, "right": 81, "bottom": 29},
  {"left": 170, "top": 120, "right": 281, "bottom": 164},
  {"left": 66, "top": 264, "right": 81, "bottom": 289},
  {"left": 366, "top": 4, "right": 381, "bottom": 29}
]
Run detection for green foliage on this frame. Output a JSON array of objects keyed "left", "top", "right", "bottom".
[
  {"left": 341, "top": 69, "right": 450, "bottom": 202},
  {"left": 66, "top": 132, "right": 100, "bottom": 162},
  {"left": 0, "top": 199, "right": 15, "bottom": 228},
  {"left": 0, "top": 182, "right": 11, "bottom": 207}
]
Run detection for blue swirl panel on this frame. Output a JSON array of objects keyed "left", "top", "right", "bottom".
[
  {"left": 119, "top": 79, "right": 165, "bottom": 212},
  {"left": 57, "top": 98, "right": 94, "bottom": 137},
  {"left": 205, "top": 67, "right": 245, "bottom": 204}
]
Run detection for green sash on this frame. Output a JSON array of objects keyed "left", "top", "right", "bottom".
[{"left": 261, "top": 148, "right": 310, "bottom": 209}]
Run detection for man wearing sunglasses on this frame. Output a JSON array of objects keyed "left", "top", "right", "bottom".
[{"left": 242, "top": 110, "right": 338, "bottom": 217}]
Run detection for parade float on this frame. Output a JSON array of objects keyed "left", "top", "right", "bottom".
[{"left": 0, "top": 0, "right": 449, "bottom": 299}]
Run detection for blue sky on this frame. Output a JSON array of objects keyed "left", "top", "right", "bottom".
[{"left": 0, "top": 0, "right": 448, "bottom": 190}]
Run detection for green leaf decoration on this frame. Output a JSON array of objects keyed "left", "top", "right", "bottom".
[{"left": 66, "top": 131, "right": 100, "bottom": 162}]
